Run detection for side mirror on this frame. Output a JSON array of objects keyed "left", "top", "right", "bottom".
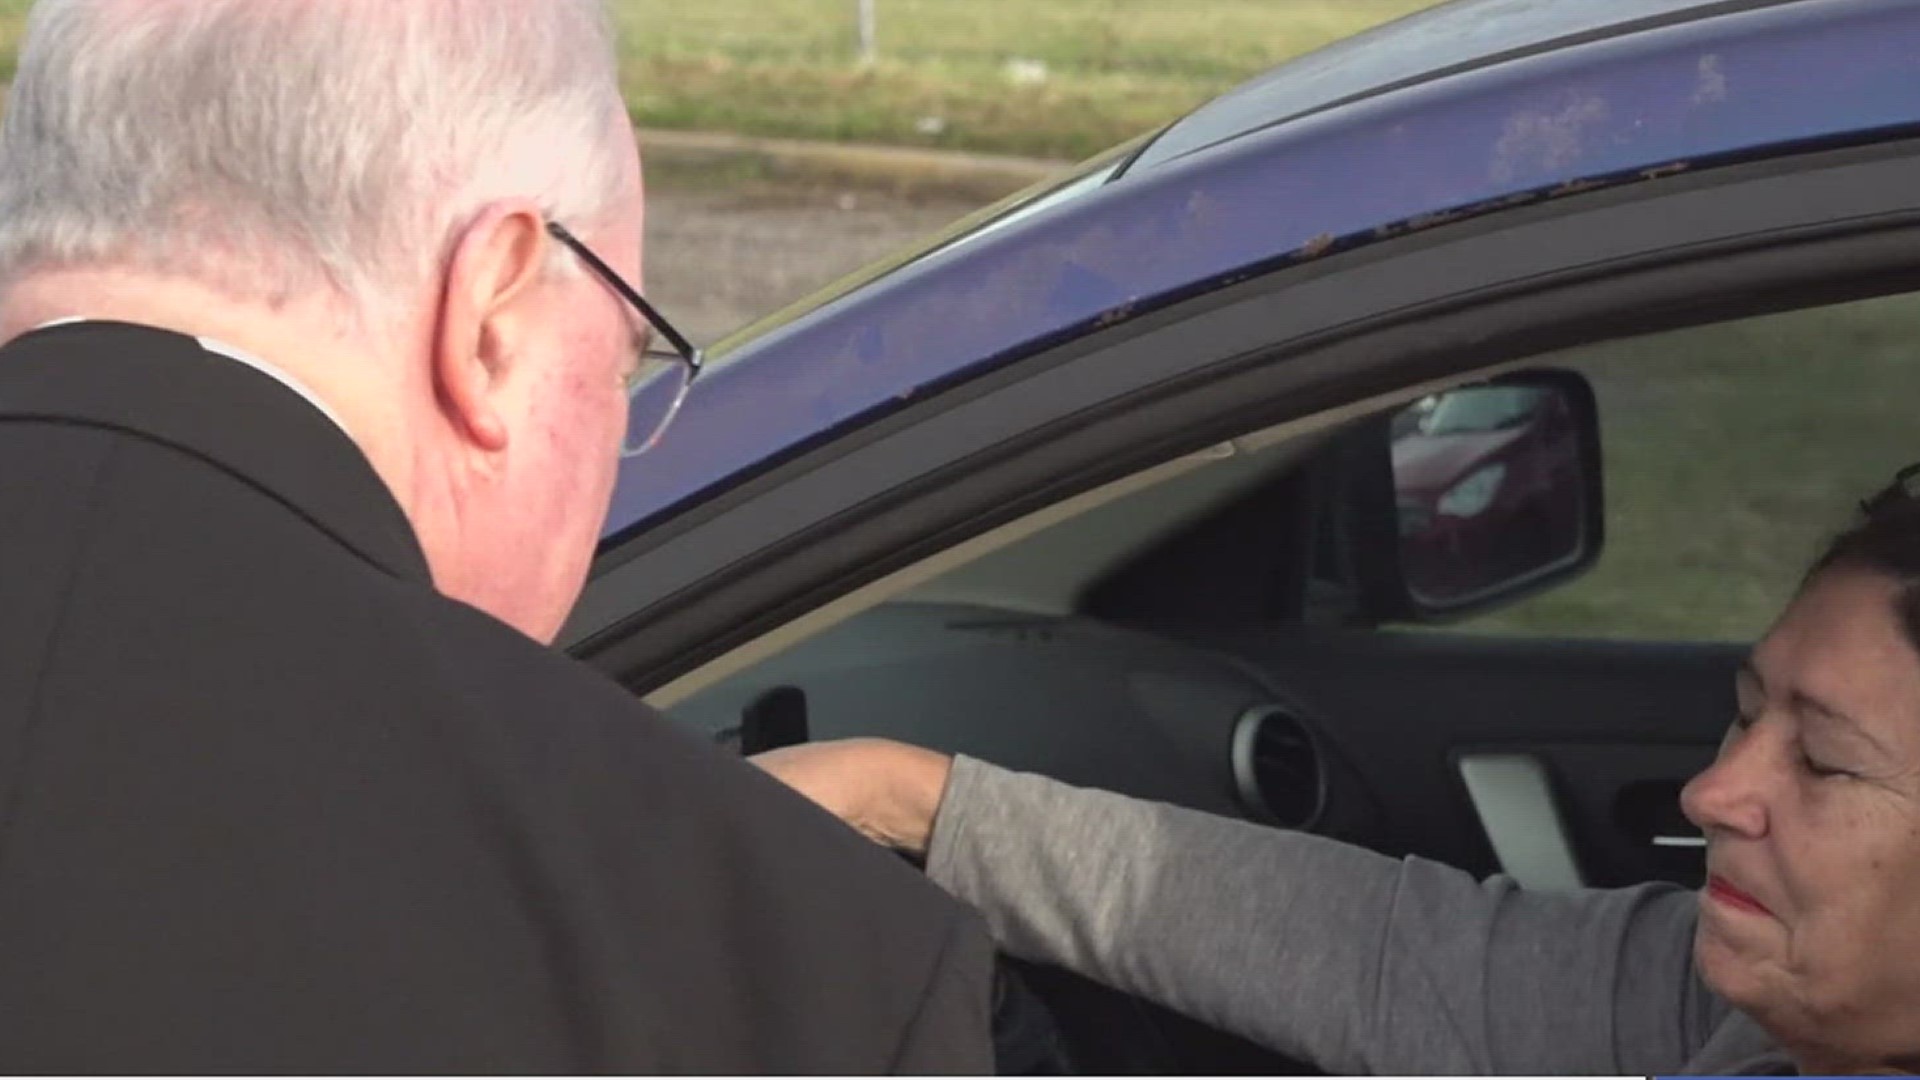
[{"left": 1361, "top": 369, "right": 1604, "bottom": 621}]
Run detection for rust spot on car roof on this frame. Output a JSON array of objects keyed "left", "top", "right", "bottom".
[
  {"left": 1490, "top": 92, "right": 1611, "bottom": 186},
  {"left": 1381, "top": 189, "right": 1543, "bottom": 240},
  {"left": 1296, "top": 232, "right": 1336, "bottom": 259},
  {"left": 1550, "top": 177, "right": 1607, "bottom": 197},
  {"left": 1407, "top": 208, "right": 1468, "bottom": 231},
  {"left": 1094, "top": 300, "right": 1138, "bottom": 328},
  {"left": 1693, "top": 55, "right": 1728, "bottom": 106}
]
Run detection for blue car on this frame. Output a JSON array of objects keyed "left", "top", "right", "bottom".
[{"left": 567, "top": 0, "right": 1920, "bottom": 1070}]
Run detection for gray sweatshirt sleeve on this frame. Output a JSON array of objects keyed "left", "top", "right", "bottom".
[{"left": 924, "top": 756, "right": 1727, "bottom": 1075}]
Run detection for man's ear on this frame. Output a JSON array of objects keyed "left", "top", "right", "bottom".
[{"left": 432, "top": 204, "right": 551, "bottom": 454}]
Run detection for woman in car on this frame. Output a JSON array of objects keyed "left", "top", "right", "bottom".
[{"left": 755, "top": 471, "right": 1920, "bottom": 1075}]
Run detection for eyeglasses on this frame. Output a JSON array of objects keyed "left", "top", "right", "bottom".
[{"left": 546, "top": 221, "right": 704, "bottom": 457}]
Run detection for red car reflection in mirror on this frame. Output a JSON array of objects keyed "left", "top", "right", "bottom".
[{"left": 1392, "top": 384, "right": 1585, "bottom": 605}]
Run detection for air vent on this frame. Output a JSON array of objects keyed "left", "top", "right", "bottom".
[{"left": 1230, "top": 704, "right": 1327, "bottom": 829}]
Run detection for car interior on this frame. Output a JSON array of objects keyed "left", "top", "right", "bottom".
[
  {"left": 640, "top": 361, "right": 1623, "bottom": 1071},
  {"left": 624, "top": 271, "right": 1920, "bottom": 1071}
]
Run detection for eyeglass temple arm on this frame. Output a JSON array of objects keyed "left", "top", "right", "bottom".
[{"left": 545, "top": 222, "right": 702, "bottom": 369}]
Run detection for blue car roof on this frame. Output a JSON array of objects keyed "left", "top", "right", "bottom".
[
  {"left": 602, "top": 0, "right": 1920, "bottom": 545},
  {"left": 1129, "top": 0, "right": 1779, "bottom": 170}
]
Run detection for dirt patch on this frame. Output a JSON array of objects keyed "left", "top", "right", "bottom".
[{"left": 645, "top": 176, "right": 987, "bottom": 345}]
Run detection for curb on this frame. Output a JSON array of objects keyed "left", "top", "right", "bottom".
[{"left": 637, "top": 127, "right": 1072, "bottom": 202}]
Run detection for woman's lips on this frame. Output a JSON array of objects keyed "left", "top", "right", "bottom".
[{"left": 1707, "top": 874, "right": 1773, "bottom": 917}]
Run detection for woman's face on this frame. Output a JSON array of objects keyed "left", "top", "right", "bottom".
[{"left": 1682, "top": 566, "right": 1920, "bottom": 1068}]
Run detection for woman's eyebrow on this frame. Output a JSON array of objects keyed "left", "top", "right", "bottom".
[
  {"left": 1790, "top": 689, "right": 1893, "bottom": 756},
  {"left": 1739, "top": 662, "right": 1894, "bottom": 755}
]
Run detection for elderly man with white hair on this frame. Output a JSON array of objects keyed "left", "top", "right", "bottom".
[{"left": 0, "top": 0, "right": 993, "bottom": 1071}]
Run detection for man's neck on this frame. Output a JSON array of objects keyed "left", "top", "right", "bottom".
[
  {"left": 1, "top": 267, "right": 410, "bottom": 432},
  {"left": 0, "top": 268, "right": 439, "bottom": 551},
  {"left": 4, "top": 269, "right": 357, "bottom": 362},
  {"left": 31, "top": 314, "right": 355, "bottom": 437}
]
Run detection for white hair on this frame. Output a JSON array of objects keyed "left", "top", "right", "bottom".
[{"left": 0, "top": 0, "right": 630, "bottom": 321}]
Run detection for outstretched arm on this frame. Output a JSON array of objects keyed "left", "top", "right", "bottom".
[{"left": 757, "top": 741, "right": 1719, "bottom": 1074}]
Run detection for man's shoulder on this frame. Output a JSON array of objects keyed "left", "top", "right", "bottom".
[
  {"left": 353, "top": 581, "right": 999, "bottom": 1070},
  {"left": 0, "top": 413, "right": 991, "bottom": 1071},
  {"left": 413, "top": 592, "right": 975, "bottom": 919}
]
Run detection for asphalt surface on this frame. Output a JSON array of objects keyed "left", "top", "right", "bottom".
[{"left": 645, "top": 178, "right": 986, "bottom": 346}]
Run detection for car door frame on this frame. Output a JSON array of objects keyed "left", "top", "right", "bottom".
[{"left": 567, "top": 137, "right": 1920, "bottom": 699}]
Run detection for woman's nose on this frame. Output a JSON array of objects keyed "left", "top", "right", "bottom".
[{"left": 1682, "top": 727, "right": 1771, "bottom": 839}]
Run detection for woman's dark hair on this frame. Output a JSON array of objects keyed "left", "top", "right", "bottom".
[{"left": 1809, "top": 464, "right": 1920, "bottom": 650}]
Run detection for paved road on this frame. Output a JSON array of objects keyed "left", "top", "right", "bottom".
[{"left": 646, "top": 179, "right": 986, "bottom": 347}]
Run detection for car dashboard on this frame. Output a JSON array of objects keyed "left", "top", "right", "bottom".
[{"left": 667, "top": 601, "right": 1366, "bottom": 842}]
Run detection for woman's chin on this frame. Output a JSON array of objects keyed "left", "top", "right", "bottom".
[
  {"left": 1696, "top": 920, "right": 1838, "bottom": 1057},
  {"left": 1694, "top": 920, "right": 1773, "bottom": 1010}
]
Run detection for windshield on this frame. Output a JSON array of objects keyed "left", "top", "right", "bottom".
[{"left": 698, "top": 134, "right": 1149, "bottom": 374}]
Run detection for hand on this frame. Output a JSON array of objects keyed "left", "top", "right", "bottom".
[{"left": 751, "top": 738, "right": 954, "bottom": 857}]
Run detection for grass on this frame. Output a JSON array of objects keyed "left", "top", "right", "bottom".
[
  {"left": 0, "top": 2, "right": 23, "bottom": 83},
  {"left": 0, "top": 1, "right": 1446, "bottom": 161},
  {"left": 611, "top": 0, "right": 1448, "bottom": 159},
  {"left": 1459, "top": 292, "right": 1920, "bottom": 642}
]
